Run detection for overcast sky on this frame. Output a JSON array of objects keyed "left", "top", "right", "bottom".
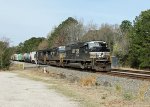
[{"left": 0, "top": 0, "right": 150, "bottom": 46}]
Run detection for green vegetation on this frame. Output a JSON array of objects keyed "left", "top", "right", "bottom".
[
  {"left": 0, "top": 39, "right": 14, "bottom": 69},
  {"left": 115, "top": 84, "right": 122, "bottom": 94},
  {"left": 16, "top": 37, "right": 45, "bottom": 53},
  {"left": 47, "top": 17, "right": 79, "bottom": 47},
  {"left": 128, "top": 10, "right": 150, "bottom": 69},
  {"left": 123, "top": 92, "right": 133, "bottom": 100},
  {"left": 114, "top": 20, "right": 132, "bottom": 66}
]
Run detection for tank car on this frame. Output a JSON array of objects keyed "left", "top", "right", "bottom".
[
  {"left": 18, "top": 53, "right": 24, "bottom": 62},
  {"left": 30, "top": 51, "right": 37, "bottom": 64},
  {"left": 24, "top": 53, "right": 31, "bottom": 62}
]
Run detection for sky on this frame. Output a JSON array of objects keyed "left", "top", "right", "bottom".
[{"left": 0, "top": 0, "right": 150, "bottom": 46}]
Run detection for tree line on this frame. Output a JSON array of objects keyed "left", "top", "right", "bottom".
[{"left": 0, "top": 9, "right": 149, "bottom": 70}]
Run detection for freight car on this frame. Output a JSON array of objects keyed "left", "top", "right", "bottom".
[
  {"left": 17, "top": 53, "right": 24, "bottom": 61},
  {"left": 30, "top": 51, "right": 37, "bottom": 63},
  {"left": 24, "top": 53, "right": 31, "bottom": 62},
  {"left": 12, "top": 51, "right": 37, "bottom": 63}
]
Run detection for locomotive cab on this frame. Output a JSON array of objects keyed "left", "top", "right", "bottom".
[{"left": 85, "top": 41, "right": 110, "bottom": 59}]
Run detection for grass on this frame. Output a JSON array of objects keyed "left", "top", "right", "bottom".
[
  {"left": 123, "top": 92, "right": 133, "bottom": 100},
  {"left": 115, "top": 84, "right": 122, "bottom": 94},
  {"left": 138, "top": 82, "right": 150, "bottom": 101},
  {"left": 9, "top": 63, "right": 24, "bottom": 70}
]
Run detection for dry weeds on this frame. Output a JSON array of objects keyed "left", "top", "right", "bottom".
[
  {"left": 80, "top": 76, "right": 96, "bottom": 87},
  {"left": 138, "top": 82, "right": 150, "bottom": 101}
]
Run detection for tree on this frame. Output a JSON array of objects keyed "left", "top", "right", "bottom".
[
  {"left": 82, "top": 24, "right": 115, "bottom": 51},
  {"left": 81, "top": 22, "right": 98, "bottom": 42},
  {"left": 129, "top": 9, "right": 150, "bottom": 69},
  {"left": 120, "top": 20, "right": 132, "bottom": 33},
  {"left": 113, "top": 20, "right": 132, "bottom": 66},
  {"left": 98, "top": 24, "right": 115, "bottom": 50},
  {"left": 47, "top": 17, "right": 79, "bottom": 47},
  {"left": 81, "top": 30, "right": 99, "bottom": 42},
  {"left": 16, "top": 37, "right": 45, "bottom": 53},
  {"left": 38, "top": 39, "right": 49, "bottom": 50},
  {"left": 0, "top": 37, "right": 12, "bottom": 69}
]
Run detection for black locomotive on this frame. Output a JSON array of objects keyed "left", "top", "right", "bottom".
[{"left": 36, "top": 41, "right": 111, "bottom": 71}]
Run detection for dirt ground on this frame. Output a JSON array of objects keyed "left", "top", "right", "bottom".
[{"left": 0, "top": 71, "right": 78, "bottom": 107}]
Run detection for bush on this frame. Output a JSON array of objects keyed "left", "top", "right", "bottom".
[
  {"left": 123, "top": 92, "right": 133, "bottom": 100},
  {"left": 0, "top": 40, "right": 13, "bottom": 70}
]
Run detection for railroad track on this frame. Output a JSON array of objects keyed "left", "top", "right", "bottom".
[
  {"left": 13, "top": 61, "right": 150, "bottom": 80},
  {"left": 108, "top": 68, "right": 150, "bottom": 80},
  {"left": 112, "top": 68, "right": 150, "bottom": 75}
]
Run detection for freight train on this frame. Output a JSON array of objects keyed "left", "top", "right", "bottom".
[{"left": 12, "top": 41, "right": 111, "bottom": 71}]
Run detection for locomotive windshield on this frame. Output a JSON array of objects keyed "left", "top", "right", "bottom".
[
  {"left": 87, "top": 41, "right": 109, "bottom": 52},
  {"left": 58, "top": 46, "right": 65, "bottom": 52},
  {"left": 88, "top": 42, "right": 100, "bottom": 49}
]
